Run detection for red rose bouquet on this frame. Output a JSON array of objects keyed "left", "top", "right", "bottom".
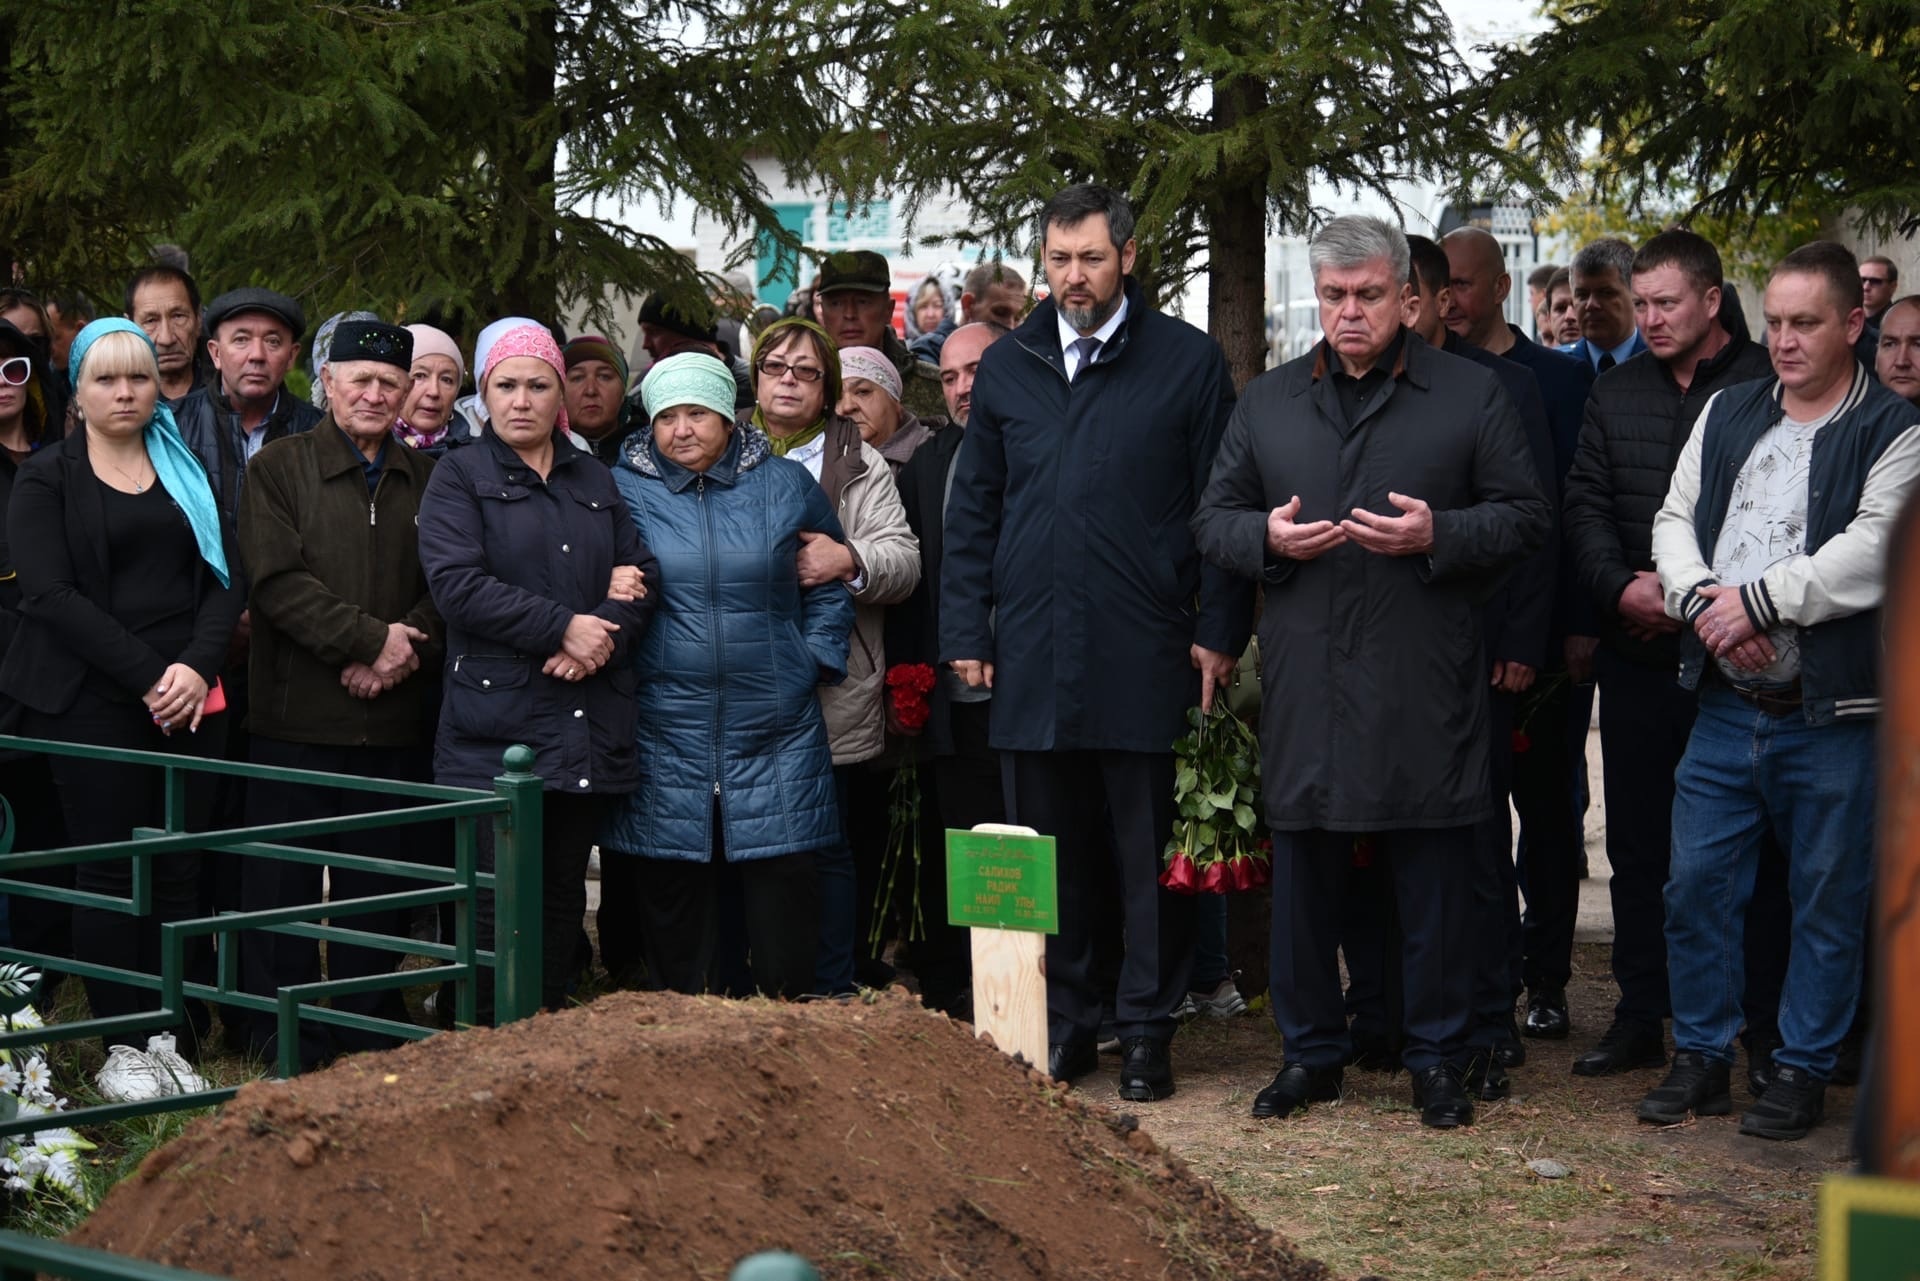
[
  {"left": 1160, "top": 702, "right": 1271, "bottom": 895},
  {"left": 885, "top": 662, "right": 936, "bottom": 734},
  {"left": 870, "top": 663, "right": 939, "bottom": 951}
]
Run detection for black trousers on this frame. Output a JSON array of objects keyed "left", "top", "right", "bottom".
[
  {"left": 1470, "top": 689, "right": 1526, "bottom": 1045},
  {"left": 1515, "top": 672, "right": 1584, "bottom": 996},
  {"left": 915, "top": 700, "right": 1003, "bottom": 1012},
  {"left": 23, "top": 694, "right": 223, "bottom": 1050},
  {"left": 240, "top": 737, "right": 429, "bottom": 1069},
  {"left": 1001, "top": 749, "right": 1190, "bottom": 1045},
  {"left": 1593, "top": 650, "right": 1792, "bottom": 1034},
  {"left": 1275, "top": 826, "right": 1475, "bottom": 1073},
  {"left": 597, "top": 853, "right": 647, "bottom": 987},
  {"left": 0, "top": 752, "right": 74, "bottom": 968},
  {"left": 474, "top": 791, "right": 611, "bottom": 1018},
  {"left": 624, "top": 804, "right": 817, "bottom": 999},
  {"left": 1340, "top": 843, "right": 1403, "bottom": 1054}
]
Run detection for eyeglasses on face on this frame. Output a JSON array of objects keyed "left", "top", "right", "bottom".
[
  {"left": 756, "top": 358, "right": 824, "bottom": 383},
  {"left": 0, "top": 356, "right": 32, "bottom": 386},
  {"left": 1862, "top": 275, "right": 1890, "bottom": 286}
]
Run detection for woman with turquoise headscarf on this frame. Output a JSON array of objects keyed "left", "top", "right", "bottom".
[{"left": 0, "top": 317, "right": 241, "bottom": 1057}]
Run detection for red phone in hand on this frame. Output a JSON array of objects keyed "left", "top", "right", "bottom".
[{"left": 202, "top": 678, "right": 227, "bottom": 716}]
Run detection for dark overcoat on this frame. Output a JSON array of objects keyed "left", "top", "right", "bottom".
[
  {"left": 1191, "top": 332, "right": 1551, "bottom": 831},
  {"left": 939, "top": 279, "right": 1254, "bottom": 755}
]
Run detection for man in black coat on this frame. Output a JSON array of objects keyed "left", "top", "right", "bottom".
[
  {"left": 1192, "top": 216, "right": 1551, "bottom": 1129},
  {"left": 1443, "top": 226, "right": 1598, "bottom": 1060},
  {"left": 942, "top": 185, "right": 1253, "bottom": 1101},
  {"left": 1561, "top": 229, "right": 1780, "bottom": 1080}
]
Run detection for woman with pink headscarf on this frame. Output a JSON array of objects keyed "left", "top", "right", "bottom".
[
  {"left": 417, "top": 321, "right": 659, "bottom": 1013},
  {"left": 394, "top": 324, "right": 471, "bottom": 455}
]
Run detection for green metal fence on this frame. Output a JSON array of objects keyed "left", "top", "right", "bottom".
[{"left": 0, "top": 735, "right": 549, "bottom": 1279}]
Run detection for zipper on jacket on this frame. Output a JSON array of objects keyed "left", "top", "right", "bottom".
[{"left": 698, "top": 475, "right": 724, "bottom": 804}]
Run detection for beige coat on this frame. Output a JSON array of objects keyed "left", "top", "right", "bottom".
[{"left": 816, "top": 419, "right": 921, "bottom": 764}]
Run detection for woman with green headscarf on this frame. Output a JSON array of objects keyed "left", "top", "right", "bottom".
[{"left": 743, "top": 317, "right": 920, "bottom": 995}]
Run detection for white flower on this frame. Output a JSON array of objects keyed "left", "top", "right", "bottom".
[
  {"left": 18, "top": 1057, "right": 53, "bottom": 1102},
  {"left": 0, "top": 1062, "right": 19, "bottom": 1093},
  {"left": 15, "top": 1149, "right": 46, "bottom": 1178},
  {"left": 3, "top": 1176, "right": 26, "bottom": 1193}
]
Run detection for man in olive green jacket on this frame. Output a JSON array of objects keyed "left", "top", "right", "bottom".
[{"left": 233, "top": 319, "right": 443, "bottom": 1069}]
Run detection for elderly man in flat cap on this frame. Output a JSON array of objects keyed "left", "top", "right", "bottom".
[
  {"left": 235, "top": 319, "right": 445, "bottom": 1070},
  {"left": 176, "top": 286, "right": 323, "bottom": 523}
]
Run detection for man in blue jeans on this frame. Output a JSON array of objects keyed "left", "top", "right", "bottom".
[{"left": 1646, "top": 240, "right": 1920, "bottom": 1140}]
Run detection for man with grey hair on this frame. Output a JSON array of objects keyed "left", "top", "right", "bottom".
[
  {"left": 1569, "top": 237, "right": 1646, "bottom": 374},
  {"left": 1194, "top": 214, "right": 1551, "bottom": 1129}
]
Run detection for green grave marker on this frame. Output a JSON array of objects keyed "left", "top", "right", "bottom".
[
  {"left": 945, "top": 829, "right": 1058, "bottom": 933},
  {"left": 1821, "top": 1175, "right": 1920, "bottom": 1280}
]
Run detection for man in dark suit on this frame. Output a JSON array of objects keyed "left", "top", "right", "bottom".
[
  {"left": 1441, "top": 226, "right": 1598, "bottom": 1064},
  {"left": 942, "top": 185, "right": 1253, "bottom": 1101},
  {"left": 1567, "top": 239, "right": 1649, "bottom": 375}
]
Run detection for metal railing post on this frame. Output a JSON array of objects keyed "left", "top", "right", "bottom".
[{"left": 491, "top": 746, "right": 543, "bottom": 1023}]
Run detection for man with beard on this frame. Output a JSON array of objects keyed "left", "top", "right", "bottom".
[{"left": 943, "top": 185, "right": 1252, "bottom": 1102}]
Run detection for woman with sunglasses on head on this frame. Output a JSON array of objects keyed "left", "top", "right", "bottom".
[
  {"left": 0, "top": 319, "right": 242, "bottom": 1054},
  {"left": 0, "top": 319, "right": 74, "bottom": 965}
]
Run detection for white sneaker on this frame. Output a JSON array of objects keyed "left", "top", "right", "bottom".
[
  {"left": 1186, "top": 977, "right": 1249, "bottom": 1019},
  {"left": 144, "top": 1033, "right": 209, "bottom": 1094},
  {"left": 96, "top": 1045, "right": 172, "bottom": 1103}
]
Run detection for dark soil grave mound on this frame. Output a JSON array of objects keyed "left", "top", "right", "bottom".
[{"left": 72, "top": 989, "right": 1328, "bottom": 1280}]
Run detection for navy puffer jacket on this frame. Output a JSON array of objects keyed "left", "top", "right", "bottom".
[
  {"left": 604, "top": 424, "right": 855, "bottom": 862},
  {"left": 418, "top": 430, "right": 659, "bottom": 793}
]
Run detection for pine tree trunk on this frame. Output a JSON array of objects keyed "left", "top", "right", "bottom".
[
  {"left": 1207, "top": 74, "right": 1269, "bottom": 393},
  {"left": 502, "top": 3, "right": 560, "bottom": 321}
]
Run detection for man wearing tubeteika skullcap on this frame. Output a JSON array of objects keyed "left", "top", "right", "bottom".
[{"left": 235, "top": 318, "right": 445, "bottom": 1072}]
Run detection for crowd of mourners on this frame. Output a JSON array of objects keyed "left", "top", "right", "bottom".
[{"left": 0, "top": 182, "right": 1912, "bottom": 1148}]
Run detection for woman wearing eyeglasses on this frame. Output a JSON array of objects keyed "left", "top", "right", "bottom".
[{"left": 742, "top": 318, "right": 919, "bottom": 996}]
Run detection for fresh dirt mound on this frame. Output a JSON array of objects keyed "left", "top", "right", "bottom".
[{"left": 72, "top": 989, "right": 1328, "bottom": 1280}]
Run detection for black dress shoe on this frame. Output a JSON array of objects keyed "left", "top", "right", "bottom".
[
  {"left": 1572, "top": 1019, "right": 1666, "bottom": 1077},
  {"left": 1462, "top": 1049, "right": 1511, "bottom": 1101},
  {"left": 1251, "top": 1062, "right": 1343, "bottom": 1118},
  {"left": 1524, "top": 988, "right": 1570, "bottom": 1039},
  {"left": 1743, "top": 1026, "right": 1782, "bottom": 1097},
  {"left": 1411, "top": 1064, "right": 1475, "bottom": 1128},
  {"left": 1047, "top": 1040, "right": 1098, "bottom": 1083},
  {"left": 1117, "top": 1036, "right": 1174, "bottom": 1102},
  {"left": 1493, "top": 1028, "right": 1527, "bottom": 1069}
]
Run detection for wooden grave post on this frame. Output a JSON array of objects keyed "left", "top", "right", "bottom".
[{"left": 945, "top": 823, "right": 1057, "bottom": 1069}]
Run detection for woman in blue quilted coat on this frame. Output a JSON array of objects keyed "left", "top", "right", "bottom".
[{"left": 603, "top": 351, "right": 855, "bottom": 998}]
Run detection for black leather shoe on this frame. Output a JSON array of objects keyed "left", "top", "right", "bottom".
[
  {"left": 1251, "top": 1062, "right": 1343, "bottom": 1118},
  {"left": 1411, "top": 1064, "right": 1475, "bottom": 1128},
  {"left": 1047, "top": 1040, "right": 1097, "bottom": 1084},
  {"left": 1462, "top": 1049, "right": 1511, "bottom": 1101},
  {"left": 1493, "top": 1022, "right": 1527, "bottom": 1069},
  {"left": 1524, "top": 988, "right": 1570, "bottom": 1039},
  {"left": 1636, "top": 1051, "right": 1732, "bottom": 1124},
  {"left": 1572, "top": 1019, "right": 1666, "bottom": 1076},
  {"left": 1117, "top": 1037, "right": 1174, "bottom": 1101},
  {"left": 1739, "top": 1064, "right": 1826, "bottom": 1141},
  {"left": 1743, "top": 1026, "right": 1782, "bottom": 1097}
]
